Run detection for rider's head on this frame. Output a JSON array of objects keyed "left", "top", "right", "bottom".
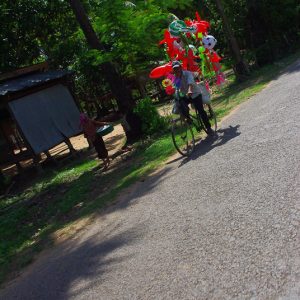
[{"left": 172, "top": 60, "right": 182, "bottom": 77}]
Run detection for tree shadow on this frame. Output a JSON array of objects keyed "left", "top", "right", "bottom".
[
  {"left": 279, "top": 58, "right": 300, "bottom": 75},
  {"left": 0, "top": 153, "right": 174, "bottom": 289},
  {"left": 1, "top": 224, "right": 144, "bottom": 300},
  {"left": 112, "top": 167, "right": 175, "bottom": 211},
  {"left": 104, "top": 133, "right": 126, "bottom": 152}
]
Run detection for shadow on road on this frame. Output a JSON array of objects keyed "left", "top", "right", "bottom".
[
  {"left": 0, "top": 164, "right": 176, "bottom": 298},
  {"left": 280, "top": 58, "right": 300, "bottom": 75},
  {"left": 1, "top": 224, "right": 144, "bottom": 300},
  {"left": 169, "top": 125, "right": 241, "bottom": 168}
]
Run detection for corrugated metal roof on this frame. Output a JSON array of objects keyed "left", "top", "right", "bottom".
[{"left": 0, "top": 70, "right": 73, "bottom": 97}]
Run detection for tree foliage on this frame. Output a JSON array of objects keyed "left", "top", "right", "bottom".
[
  {"left": 0, "top": 0, "right": 80, "bottom": 71},
  {"left": 201, "top": 0, "right": 300, "bottom": 66},
  {"left": 133, "top": 97, "right": 167, "bottom": 135},
  {"left": 1, "top": 0, "right": 299, "bottom": 96}
]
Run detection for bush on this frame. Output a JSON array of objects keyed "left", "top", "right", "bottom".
[{"left": 133, "top": 98, "right": 168, "bottom": 136}]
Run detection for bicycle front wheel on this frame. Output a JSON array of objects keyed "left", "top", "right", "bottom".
[{"left": 171, "top": 118, "right": 195, "bottom": 156}]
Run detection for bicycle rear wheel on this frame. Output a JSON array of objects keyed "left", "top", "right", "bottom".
[{"left": 171, "top": 117, "right": 195, "bottom": 156}]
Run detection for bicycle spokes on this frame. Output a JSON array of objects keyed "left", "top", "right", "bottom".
[{"left": 171, "top": 119, "right": 195, "bottom": 156}]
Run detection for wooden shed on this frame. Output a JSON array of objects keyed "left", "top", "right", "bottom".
[{"left": 0, "top": 63, "right": 81, "bottom": 172}]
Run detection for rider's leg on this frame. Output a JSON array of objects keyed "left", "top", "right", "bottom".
[
  {"left": 191, "top": 95, "right": 211, "bottom": 130},
  {"left": 179, "top": 97, "right": 192, "bottom": 122}
]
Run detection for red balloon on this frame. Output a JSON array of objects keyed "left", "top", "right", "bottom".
[
  {"left": 213, "top": 63, "right": 221, "bottom": 72},
  {"left": 149, "top": 63, "right": 173, "bottom": 79},
  {"left": 211, "top": 51, "right": 222, "bottom": 63},
  {"left": 158, "top": 30, "right": 176, "bottom": 46},
  {"left": 184, "top": 19, "right": 193, "bottom": 27},
  {"left": 165, "top": 85, "right": 175, "bottom": 95},
  {"left": 182, "top": 58, "right": 188, "bottom": 70},
  {"left": 176, "top": 51, "right": 185, "bottom": 61}
]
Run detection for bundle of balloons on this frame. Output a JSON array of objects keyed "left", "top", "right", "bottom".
[{"left": 149, "top": 12, "right": 226, "bottom": 96}]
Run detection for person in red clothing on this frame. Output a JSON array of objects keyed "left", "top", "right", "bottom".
[{"left": 80, "top": 113, "right": 110, "bottom": 169}]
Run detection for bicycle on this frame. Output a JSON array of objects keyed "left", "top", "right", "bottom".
[{"left": 170, "top": 89, "right": 217, "bottom": 156}]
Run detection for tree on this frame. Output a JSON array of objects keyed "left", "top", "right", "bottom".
[
  {"left": 2, "top": 0, "right": 299, "bottom": 101},
  {"left": 245, "top": 0, "right": 299, "bottom": 67},
  {"left": 69, "top": 0, "right": 142, "bottom": 141},
  {"left": 0, "top": 170, "right": 6, "bottom": 190},
  {"left": 214, "top": 0, "right": 249, "bottom": 79},
  {"left": 0, "top": 0, "right": 79, "bottom": 72}
]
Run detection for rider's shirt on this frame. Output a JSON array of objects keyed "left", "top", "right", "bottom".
[{"left": 177, "top": 71, "right": 202, "bottom": 99}]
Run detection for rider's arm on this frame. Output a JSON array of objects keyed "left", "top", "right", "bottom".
[
  {"left": 186, "top": 72, "right": 195, "bottom": 97},
  {"left": 93, "top": 120, "right": 108, "bottom": 127},
  {"left": 187, "top": 84, "right": 193, "bottom": 98}
]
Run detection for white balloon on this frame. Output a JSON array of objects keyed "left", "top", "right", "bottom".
[{"left": 202, "top": 35, "right": 217, "bottom": 50}]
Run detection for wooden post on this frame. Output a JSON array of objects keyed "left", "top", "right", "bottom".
[
  {"left": 44, "top": 150, "right": 59, "bottom": 165},
  {"left": 64, "top": 137, "right": 78, "bottom": 158}
]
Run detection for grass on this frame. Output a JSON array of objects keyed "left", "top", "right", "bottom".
[
  {"left": 0, "top": 137, "right": 175, "bottom": 285},
  {"left": 0, "top": 52, "right": 299, "bottom": 287}
]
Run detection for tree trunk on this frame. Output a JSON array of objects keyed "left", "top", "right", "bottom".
[
  {"left": 214, "top": 0, "right": 249, "bottom": 80},
  {"left": 246, "top": 0, "right": 275, "bottom": 67},
  {"left": 69, "top": 0, "right": 142, "bottom": 141},
  {"left": 0, "top": 170, "right": 6, "bottom": 190}
]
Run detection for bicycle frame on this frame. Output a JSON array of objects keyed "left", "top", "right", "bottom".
[{"left": 172, "top": 88, "right": 205, "bottom": 133}]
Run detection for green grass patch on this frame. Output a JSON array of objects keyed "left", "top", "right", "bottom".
[
  {"left": 0, "top": 159, "right": 97, "bottom": 211},
  {"left": 0, "top": 52, "right": 299, "bottom": 287}
]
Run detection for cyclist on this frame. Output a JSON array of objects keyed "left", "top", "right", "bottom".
[{"left": 172, "top": 60, "right": 213, "bottom": 135}]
